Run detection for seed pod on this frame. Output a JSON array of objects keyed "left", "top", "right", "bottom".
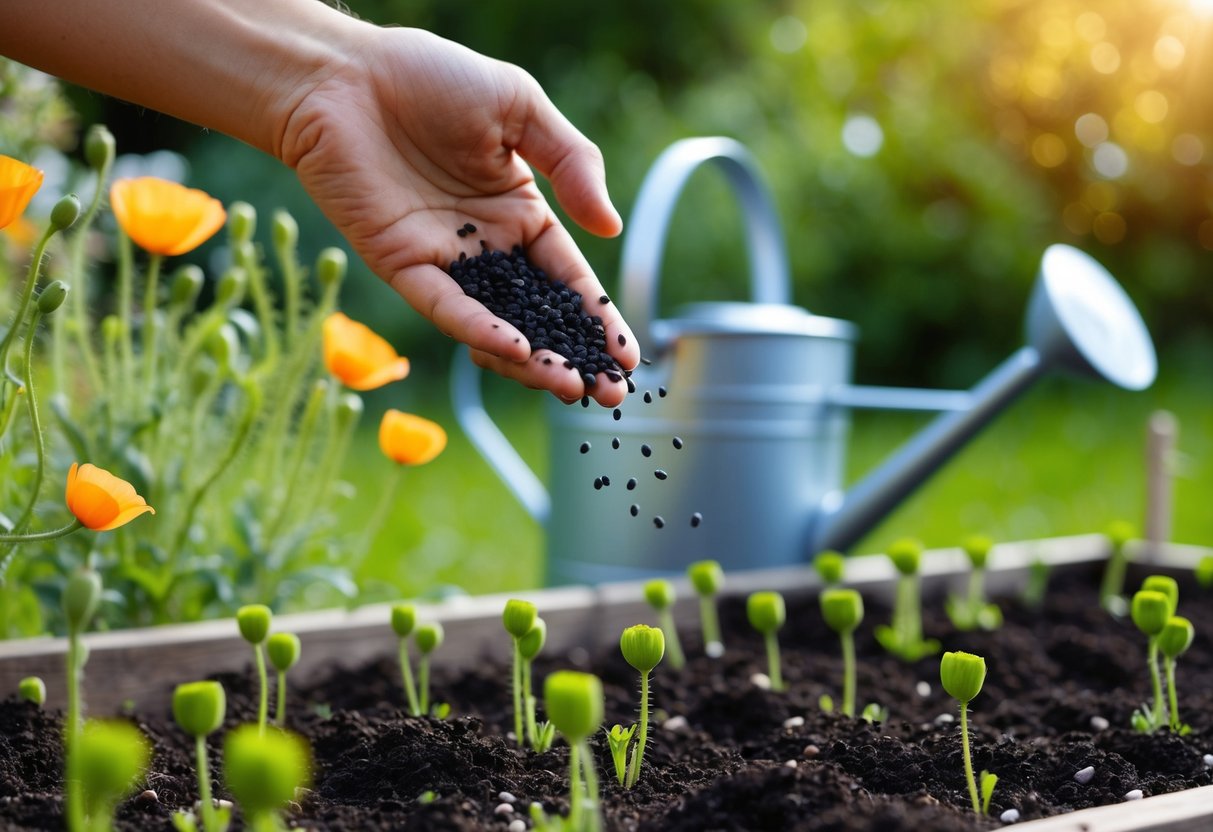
[
  {"left": 814, "top": 551, "right": 845, "bottom": 584},
  {"left": 543, "top": 671, "right": 604, "bottom": 742},
  {"left": 519, "top": 618, "right": 547, "bottom": 661},
  {"left": 267, "top": 633, "right": 302, "bottom": 673},
  {"left": 390, "top": 603, "right": 417, "bottom": 638},
  {"left": 50, "top": 194, "right": 81, "bottom": 231},
  {"left": 746, "top": 592, "right": 785, "bottom": 635},
  {"left": 1158, "top": 616, "right": 1195, "bottom": 659},
  {"left": 820, "top": 588, "right": 864, "bottom": 634},
  {"left": 644, "top": 579, "right": 675, "bottom": 611},
  {"left": 228, "top": 201, "right": 256, "bottom": 243},
  {"left": 236, "top": 604, "right": 272, "bottom": 645},
  {"left": 172, "top": 681, "right": 226, "bottom": 737},
  {"left": 1131, "top": 590, "right": 1171, "bottom": 637},
  {"left": 1140, "top": 575, "right": 1178, "bottom": 617},
  {"left": 63, "top": 569, "right": 102, "bottom": 633},
  {"left": 415, "top": 622, "right": 444, "bottom": 655},
  {"left": 940, "top": 651, "right": 986, "bottom": 703},
  {"left": 170, "top": 265, "right": 204, "bottom": 309},
  {"left": 36, "top": 280, "right": 69, "bottom": 315},
  {"left": 76, "top": 720, "right": 151, "bottom": 808},
  {"left": 962, "top": 535, "right": 994, "bottom": 569},
  {"left": 317, "top": 247, "right": 347, "bottom": 289},
  {"left": 223, "top": 724, "right": 311, "bottom": 817},
  {"left": 887, "top": 538, "right": 923, "bottom": 576},
  {"left": 503, "top": 599, "right": 538, "bottom": 639},
  {"left": 271, "top": 210, "right": 298, "bottom": 250},
  {"left": 18, "top": 676, "right": 45, "bottom": 706},
  {"left": 84, "top": 125, "right": 116, "bottom": 171},
  {"left": 216, "top": 267, "right": 247, "bottom": 305},
  {"left": 688, "top": 560, "right": 724, "bottom": 597},
  {"left": 620, "top": 624, "right": 665, "bottom": 673}
]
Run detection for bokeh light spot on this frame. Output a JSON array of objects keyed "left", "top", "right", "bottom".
[
  {"left": 770, "top": 16, "right": 808, "bottom": 54},
  {"left": 1090, "top": 42, "right": 1121, "bottom": 74},
  {"left": 1092, "top": 211, "right": 1126, "bottom": 244},
  {"left": 1062, "top": 202, "right": 1093, "bottom": 235},
  {"left": 1135, "top": 90, "right": 1168, "bottom": 123},
  {"left": 1074, "top": 113, "right": 1109, "bottom": 148},
  {"left": 1172, "top": 133, "right": 1204, "bottom": 166},
  {"left": 1092, "top": 142, "right": 1129, "bottom": 179},
  {"left": 1084, "top": 181, "right": 1118, "bottom": 212},
  {"left": 1031, "top": 133, "right": 1068, "bottom": 167},
  {"left": 1075, "top": 12, "right": 1106, "bottom": 41},
  {"left": 841, "top": 114, "right": 884, "bottom": 157},
  {"left": 1153, "top": 35, "right": 1185, "bottom": 70}
]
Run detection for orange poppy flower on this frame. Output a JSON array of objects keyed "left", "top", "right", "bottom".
[
  {"left": 0, "top": 156, "right": 44, "bottom": 231},
  {"left": 109, "top": 177, "right": 226, "bottom": 256},
  {"left": 323, "top": 313, "right": 410, "bottom": 391},
  {"left": 66, "top": 462, "right": 155, "bottom": 532},
  {"left": 379, "top": 410, "right": 447, "bottom": 466}
]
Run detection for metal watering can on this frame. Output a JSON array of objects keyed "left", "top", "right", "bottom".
[{"left": 452, "top": 137, "right": 1157, "bottom": 585}]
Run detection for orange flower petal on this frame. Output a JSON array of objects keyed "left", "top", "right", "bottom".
[
  {"left": 378, "top": 410, "right": 447, "bottom": 466},
  {"left": 110, "top": 177, "right": 226, "bottom": 256},
  {"left": 65, "top": 462, "right": 155, "bottom": 531},
  {"left": 323, "top": 313, "right": 410, "bottom": 390},
  {"left": 0, "top": 156, "right": 44, "bottom": 231}
]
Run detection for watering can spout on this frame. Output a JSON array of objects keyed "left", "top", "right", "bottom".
[{"left": 807, "top": 244, "right": 1157, "bottom": 555}]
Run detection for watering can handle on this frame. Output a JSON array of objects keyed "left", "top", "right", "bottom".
[{"left": 619, "top": 137, "right": 792, "bottom": 356}]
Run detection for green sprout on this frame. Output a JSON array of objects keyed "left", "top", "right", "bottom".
[
  {"left": 390, "top": 603, "right": 421, "bottom": 716},
  {"left": 543, "top": 671, "right": 604, "bottom": 832},
  {"left": 172, "top": 681, "right": 229, "bottom": 832},
  {"left": 1099, "top": 520, "right": 1136, "bottom": 613},
  {"left": 63, "top": 567, "right": 102, "bottom": 832},
  {"left": 18, "top": 676, "right": 45, "bottom": 706},
  {"left": 874, "top": 539, "right": 940, "bottom": 661},
  {"left": 605, "top": 723, "right": 636, "bottom": 786},
  {"left": 519, "top": 618, "right": 555, "bottom": 752},
  {"left": 687, "top": 560, "right": 725, "bottom": 657},
  {"left": 1195, "top": 555, "right": 1213, "bottom": 589},
  {"left": 820, "top": 589, "right": 863, "bottom": 717},
  {"left": 814, "top": 551, "right": 846, "bottom": 586},
  {"left": 746, "top": 592, "right": 786, "bottom": 692},
  {"left": 415, "top": 622, "right": 444, "bottom": 717},
  {"left": 236, "top": 604, "right": 272, "bottom": 734},
  {"left": 503, "top": 599, "right": 538, "bottom": 747},
  {"left": 267, "top": 633, "right": 301, "bottom": 728},
  {"left": 946, "top": 535, "right": 1002, "bottom": 631},
  {"left": 618, "top": 624, "right": 665, "bottom": 788},
  {"left": 223, "top": 724, "right": 311, "bottom": 832},
  {"left": 1130, "top": 588, "right": 1174, "bottom": 733},
  {"left": 1022, "top": 557, "right": 1052, "bottom": 610},
  {"left": 73, "top": 719, "right": 151, "bottom": 832},
  {"left": 940, "top": 651, "right": 995, "bottom": 815},
  {"left": 643, "top": 579, "right": 686, "bottom": 670},
  {"left": 1158, "top": 615, "right": 1195, "bottom": 734}
]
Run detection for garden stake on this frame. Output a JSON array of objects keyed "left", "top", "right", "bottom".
[
  {"left": 940, "top": 651, "right": 994, "bottom": 815},
  {"left": 503, "top": 599, "right": 538, "bottom": 746},
  {"left": 820, "top": 589, "right": 864, "bottom": 716},
  {"left": 172, "top": 681, "right": 228, "bottom": 832},
  {"left": 236, "top": 604, "right": 273, "bottom": 734},
  {"left": 415, "top": 622, "right": 444, "bottom": 716},
  {"left": 519, "top": 618, "right": 554, "bottom": 752},
  {"left": 267, "top": 633, "right": 301, "bottom": 727},
  {"left": 620, "top": 625, "right": 665, "bottom": 787},
  {"left": 643, "top": 579, "right": 685, "bottom": 669},
  {"left": 688, "top": 560, "right": 725, "bottom": 657},
  {"left": 1158, "top": 615, "right": 1194, "bottom": 733},
  {"left": 746, "top": 592, "right": 786, "bottom": 692},
  {"left": 1130, "top": 589, "right": 1173, "bottom": 732},
  {"left": 390, "top": 603, "right": 421, "bottom": 716},
  {"left": 543, "top": 671, "right": 604, "bottom": 832}
]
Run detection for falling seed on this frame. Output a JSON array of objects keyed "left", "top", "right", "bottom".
[
  {"left": 613, "top": 408, "right": 622, "bottom": 421},
  {"left": 626, "top": 377, "right": 636, "bottom": 393},
  {"left": 581, "top": 396, "right": 590, "bottom": 408},
  {"left": 672, "top": 436, "right": 684, "bottom": 449},
  {"left": 999, "top": 809, "right": 1020, "bottom": 823},
  {"left": 640, "top": 357, "right": 652, "bottom": 365},
  {"left": 658, "top": 386, "right": 668, "bottom": 397},
  {"left": 611, "top": 437, "right": 621, "bottom": 449},
  {"left": 641, "top": 444, "right": 652, "bottom": 457},
  {"left": 618, "top": 334, "right": 627, "bottom": 347},
  {"left": 599, "top": 294, "right": 610, "bottom": 304},
  {"left": 626, "top": 478, "right": 637, "bottom": 490},
  {"left": 643, "top": 391, "right": 653, "bottom": 404},
  {"left": 593, "top": 478, "right": 603, "bottom": 490},
  {"left": 653, "top": 516, "right": 665, "bottom": 528},
  {"left": 629, "top": 504, "right": 639, "bottom": 517},
  {"left": 654, "top": 469, "right": 668, "bottom": 480},
  {"left": 690, "top": 512, "right": 702, "bottom": 527},
  {"left": 601, "top": 476, "right": 611, "bottom": 487},
  {"left": 579, "top": 442, "right": 590, "bottom": 454}
]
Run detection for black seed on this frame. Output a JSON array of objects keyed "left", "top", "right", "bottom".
[
  {"left": 583, "top": 373, "right": 596, "bottom": 389},
  {"left": 543, "top": 357, "right": 552, "bottom": 365},
  {"left": 457, "top": 227, "right": 468, "bottom": 237},
  {"left": 593, "top": 478, "right": 603, "bottom": 490},
  {"left": 564, "top": 360, "right": 574, "bottom": 369},
  {"left": 658, "top": 386, "right": 668, "bottom": 398},
  {"left": 629, "top": 504, "right": 639, "bottom": 517},
  {"left": 612, "top": 408, "right": 622, "bottom": 421},
  {"left": 492, "top": 323, "right": 499, "bottom": 329},
  {"left": 514, "top": 337, "right": 521, "bottom": 343},
  {"left": 641, "top": 444, "right": 652, "bottom": 457},
  {"left": 640, "top": 356, "right": 652, "bottom": 365},
  {"left": 626, "top": 377, "right": 636, "bottom": 393},
  {"left": 605, "top": 371, "right": 621, "bottom": 383},
  {"left": 612, "top": 437, "right": 620, "bottom": 449},
  {"left": 599, "top": 294, "right": 610, "bottom": 304},
  {"left": 672, "top": 437, "right": 684, "bottom": 449},
  {"left": 618, "top": 334, "right": 627, "bottom": 347},
  {"left": 579, "top": 442, "right": 590, "bottom": 454},
  {"left": 653, "top": 516, "right": 665, "bottom": 529},
  {"left": 464, "top": 222, "right": 477, "bottom": 233},
  {"left": 601, "top": 476, "right": 611, "bottom": 486},
  {"left": 626, "top": 478, "right": 637, "bottom": 490},
  {"left": 654, "top": 469, "right": 668, "bottom": 480},
  {"left": 643, "top": 391, "right": 652, "bottom": 404},
  {"left": 691, "top": 512, "right": 702, "bottom": 528}
]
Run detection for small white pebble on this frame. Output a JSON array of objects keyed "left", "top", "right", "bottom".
[
  {"left": 1124, "top": 789, "right": 1143, "bottom": 801},
  {"left": 1000, "top": 808, "right": 1020, "bottom": 823},
  {"left": 495, "top": 803, "right": 515, "bottom": 816},
  {"left": 1089, "top": 716, "right": 1109, "bottom": 731},
  {"left": 916, "top": 681, "right": 931, "bottom": 698},
  {"left": 783, "top": 716, "right": 805, "bottom": 729},
  {"left": 1074, "top": 766, "right": 1095, "bottom": 785},
  {"left": 498, "top": 792, "right": 517, "bottom": 804},
  {"left": 934, "top": 713, "right": 954, "bottom": 725},
  {"left": 509, "top": 820, "right": 527, "bottom": 832},
  {"left": 751, "top": 672, "right": 772, "bottom": 691},
  {"left": 784, "top": 759, "right": 798, "bottom": 769},
  {"left": 1203, "top": 754, "right": 1213, "bottom": 768},
  {"left": 663, "top": 715, "right": 689, "bottom": 733},
  {"left": 706, "top": 641, "right": 725, "bottom": 658}
]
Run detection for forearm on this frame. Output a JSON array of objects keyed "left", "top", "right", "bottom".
[{"left": 1, "top": 0, "right": 368, "bottom": 159}]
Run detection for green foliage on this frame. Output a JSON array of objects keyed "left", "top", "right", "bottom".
[
  {"left": 940, "top": 651, "right": 986, "bottom": 703},
  {"left": 223, "top": 725, "right": 311, "bottom": 820},
  {"left": 172, "top": 681, "right": 226, "bottom": 737},
  {"left": 606, "top": 724, "right": 635, "bottom": 785},
  {"left": 876, "top": 540, "right": 938, "bottom": 661},
  {"left": 980, "top": 770, "right": 998, "bottom": 816}
]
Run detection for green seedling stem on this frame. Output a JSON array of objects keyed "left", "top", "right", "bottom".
[
  {"left": 415, "top": 622, "right": 444, "bottom": 716},
  {"left": 821, "top": 589, "right": 863, "bottom": 717},
  {"left": 940, "top": 651, "right": 989, "bottom": 815},
  {"left": 267, "top": 633, "right": 301, "bottom": 728},
  {"left": 172, "top": 681, "right": 226, "bottom": 832},
  {"left": 1131, "top": 590, "right": 1171, "bottom": 730},
  {"left": 391, "top": 604, "right": 420, "bottom": 716},
  {"left": 519, "top": 619, "right": 550, "bottom": 751},
  {"left": 237, "top": 605, "right": 272, "bottom": 734},
  {"left": 643, "top": 579, "right": 685, "bottom": 670},
  {"left": 688, "top": 561, "right": 724, "bottom": 657},
  {"left": 63, "top": 568, "right": 101, "bottom": 832},
  {"left": 544, "top": 671, "right": 604, "bottom": 831},
  {"left": 1099, "top": 520, "right": 1135, "bottom": 609},
  {"left": 746, "top": 593, "right": 786, "bottom": 692},
  {"left": 620, "top": 625, "right": 664, "bottom": 788},
  {"left": 503, "top": 600, "right": 537, "bottom": 746},
  {"left": 1158, "top": 616, "right": 1194, "bottom": 733}
]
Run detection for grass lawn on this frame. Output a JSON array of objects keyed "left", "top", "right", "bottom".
[{"left": 344, "top": 351, "right": 1211, "bottom": 599}]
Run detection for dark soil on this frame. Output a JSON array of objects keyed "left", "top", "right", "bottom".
[{"left": 3, "top": 563, "right": 1213, "bottom": 830}]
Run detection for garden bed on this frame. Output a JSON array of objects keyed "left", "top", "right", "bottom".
[{"left": 2, "top": 534, "right": 1213, "bottom": 831}]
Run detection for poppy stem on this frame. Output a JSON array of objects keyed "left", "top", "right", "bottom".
[
  {"left": 0, "top": 519, "right": 83, "bottom": 543},
  {"left": 0, "top": 225, "right": 54, "bottom": 392},
  {"left": 265, "top": 379, "right": 327, "bottom": 541},
  {"left": 140, "top": 253, "right": 163, "bottom": 413},
  {"left": 235, "top": 241, "right": 279, "bottom": 370},
  {"left": 9, "top": 309, "right": 48, "bottom": 536},
  {"left": 356, "top": 464, "right": 404, "bottom": 568},
  {"left": 116, "top": 230, "right": 136, "bottom": 421},
  {"left": 60, "top": 154, "right": 111, "bottom": 399}
]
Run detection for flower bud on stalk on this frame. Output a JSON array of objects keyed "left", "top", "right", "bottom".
[
  {"left": 216, "top": 267, "right": 247, "bottom": 307},
  {"left": 316, "top": 248, "right": 347, "bottom": 289},
  {"left": 821, "top": 588, "right": 864, "bottom": 716},
  {"left": 940, "top": 651, "right": 994, "bottom": 815},
  {"left": 746, "top": 592, "right": 786, "bottom": 692},
  {"left": 236, "top": 604, "right": 272, "bottom": 733},
  {"left": 390, "top": 603, "right": 421, "bottom": 716},
  {"left": 272, "top": 210, "right": 298, "bottom": 251},
  {"left": 63, "top": 569, "right": 102, "bottom": 634},
  {"left": 503, "top": 599, "right": 537, "bottom": 747},
  {"left": 643, "top": 578, "right": 686, "bottom": 670},
  {"left": 518, "top": 618, "right": 552, "bottom": 752},
  {"left": 84, "top": 125, "right": 116, "bottom": 172},
  {"left": 228, "top": 201, "right": 256, "bottom": 244},
  {"left": 18, "top": 676, "right": 45, "bottom": 706},
  {"left": 688, "top": 560, "right": 725, "bottom": 657},
  {"left": 170, "top": 265, "right": 204, "bottom": 310},
  {"left": 619, "top": 625, "right": 664, "bottom": 788},
  {"left": 37, "top": 280, "right": 69, "bottom": 315},
  {"left": 414, "top": 622, "right": 444, "bottom": 716},
  {"left": 267, "top": 633, "right": 301, "bottom": 727},
  {"left": 50, "top": 193, "right": 81, "bottom": 232}
]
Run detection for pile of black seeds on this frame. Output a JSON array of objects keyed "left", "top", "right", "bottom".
[{"left": 447, "top": 243, "right": 626, "bottom": 387}]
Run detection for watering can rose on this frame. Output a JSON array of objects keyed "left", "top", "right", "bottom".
[
  {"left": 109, "top": 177, "right": 226, "bottom": 256},
  {"left": 65, "top": 463, "right": 154, "bottom": 531},
  {"left": 0, "top": 156, "right": 44, "bottom": 230},
  {"left": 323, "top": 312, "right": 410, "bottom": 391}
]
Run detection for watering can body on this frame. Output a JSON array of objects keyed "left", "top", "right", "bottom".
[{"left": 453, "top": 137, "right": 1157, "bottom": 586}]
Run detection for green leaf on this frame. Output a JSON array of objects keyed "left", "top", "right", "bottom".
[{"left": 980, "top": 770, "right": 998, "bottom": 815}]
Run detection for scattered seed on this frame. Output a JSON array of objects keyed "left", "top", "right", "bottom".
[
  {"left": 513, "top": 337, "right": 520, "bottom": 343},
  {"left": 495, "top": 803, "right": 515, "bottom": 816},
  {"left": 618, "top": 333, "right": 627, "bottom": 347},
  {"left": 492, "top": 323, "right": 499, "bottom": 329},
  {"left": 563, "top": 360, "right": 574, "bottom": 370},
  {"left": 611, "top": 437, "right": 621, "bottom": 449},
  {"left": 1204, "top": 754, "right": 1213, "bottom": 768},
  {"left": 999, "top": 808, "right": 1020, "bottom": 823},
  {"left": 654, "top": 469, "right": 668, "bottom": 480},
  {"left": 1073, "top": 766, "right": 1095, "bottom": 785},
  {"left": 509, "top": 821, "right": 527, "bottom": 832},
  {"left": 690, "top": 512, "right": 702, "bottom": 528},
  {"left": 663, "top": 715, "right": 689, "bottom": 733},
  {"left": 640, "top": 356, "right": 652, "bottom": 365},
  {"left": 1124, "top": 789, "right": 1143, "bottom": 801},
  {"left": 464, "top": 223, "right": 477, "bottom": 233},
  {"left": 1089, "top": 715, "right": 1109, "bottom": 731},
  {"left": 593, "top": 478, "right": 603, "bottom": 490},
  {"left": 456, "top": 227, "right": 468, "bottom": 237},
  {"left": 601, "top": 476, "right": 611, "bottom": 487},
  {"left": 915, "top": 681, "right": 931, "bottom": 697},
  {"left": 706, "top": 642, "right": 725, "bottom": 658},
  {"left": 934, "top": 713, "right": 954, "bottom": 725},
  {"left": 612, "top": 408, "right": 622, "bottom": 421},
  {"left": 672, "top": 436, "right": 683, "bottom": 449},
  {"left": 802, "top": 744, "right": 820, "bottom": 759},
  {"left": 135, "top": 790, "right": 159, "bottom": 806},
  {"left": 629, "top": 504, "right": 639, "bottom": 517},
  {"left": 658, "top": 386, "right": 668, "bottom": 397},
  {"left": 643, "top": 391, "right": 653, "bottom": 404},
  {"left": 498, "top": 792, "right": 517, "bottom": 804},
  {"left": 626, "top": 478, "right": 637, "bottom": 490},
  {"left": 783, "top": 760, "right": 798, "bottom": 769},
  {"left": 579, "top": 442, "right": 590, "bottom": 454},
  {"left": 605, "top": 371, "right": 622, "bottom": 383},
  {"left": 599, "top": 294, "right": 610, "bottom": 304},
  {"left": 653, "top": 516, "right": 664, "bottom": 528},
  {"left": 750, "top": 672, "right": 772, "bottom": 690},
  {"left": 641, "top": 444, "right": 652, "bottom": 457},
  {"left": 783, "top": 716, "right": 805, "bottom": 729},
  {"left": 626, "top": 377, "right": 636, "bottom": 393}
]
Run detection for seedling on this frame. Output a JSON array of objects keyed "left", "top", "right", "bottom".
[
  {"left": 503, "top": 599, "right": 538, "bottom": 746},
  {"left": 618, "top": 624, "right": 665, "bottom": 787},
  {"left": 643, "top": 579, "right": 686, "bottom": 669},
  {"left": 18, "top": 676, "right": 45, "bottom": 706},
  {"left": 74, "top": 719, "right": 151, "bottom": 832},
  {"left": 390, "top": 603, "right": 421, "bottom": 716},
  {"left": 543, "top": 671, "right": 604, "bottom": 831},
  {"left": 814, "top": 551, "right": 845, "bottom": 586},
  {"left": 1158, "top": 615, "right": 1194, "bottom": 734},
  {"left": 746, "top": 592, "right": 786, "bottom": 692},
  {"left": 267, "top": 633, "right": 301, "bottom": 728},
  {"left": 687, "top": 560, "right": 725, "bottom": 657},
  {"left": 63, "top": 567, "right": 102, "bottom": 832},
  {"left": 874, "top": 539, "right": 939, "bottom": 661},
  {"left": 236, "top": 604, "right": 272, "bottom": 733},
  {"left": 945, "top": 535, "right": 1002, "bottom": 631},
  {"left": 223, "top": 724, "right": 311, "bottom": 832},
  {"left": 1022, "top": 557, "right": 1052, "bottom": 610},
  {"left": 415, "top": 622, "right": 444, "bottom": 717},
  {"left": 519, "top": 618, "right": 555, "bottom": 752},
  {"left": 820, "top": 589, "right": 863, "bottom": 716},
  {"left": 1130, "top": 588, "right": 1175, "bottom": 733},
  {"left": 172, "top": 681, "right": 230, "bottom": 832},
  {"left": 606, "top": 724, "right": 636, "bottom": 786},
  {"left": 940, "top": 651, "right": 995, "bottom": 815},
  {"left": 1195, "top": 555, "right": 1213, "bottom": 589},
  {"left": 1099, "top": 520, "right": 1136, "bottom": 613}
]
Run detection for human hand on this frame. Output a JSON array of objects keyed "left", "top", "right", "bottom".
[{"left": 276, "top": 26, "right": 637, "bottom": 406}]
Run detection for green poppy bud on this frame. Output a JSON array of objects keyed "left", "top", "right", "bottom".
[
  {"left": 1158, "top": 616, "right": 1195, "bottom": 659},
  {"left": 84, "top": 125, "right": 117, "bottom": 171},
  {"left": 1107, "top": 520, "right": 1136, "bottom": 548},
  {"left": 940, "top": 651, "right": 986, "bottom": 703},
  {"left": 390, "top": 603, "right": 416, "bottom": 638},
  {"left": 1140, "top": 575, "right": 1178, "bottom": 617},
  {"left": 687, "top": 560, "right": 724, "bottom": 597},
  {"left": 962, "top": 535, "right": 993, "bottom": 569},
  {"left": 316, "top": 248, "right": 347, "bottom": 289},
  {"left": 236, "top": 604, "right": 272, "bottom": 645},
  {"left": 223, "top": 725, "right": 311, "bottom": 817},
  {"left": 51, "top": 194, "right": 81, "bottom": 232},
  {"left": 519, "top": 618, "right": 547, "bottom": 661},
  {"left": 820, "top": 588, "right": 864, "bottom": 634},
  {"left": 643, "top": 579, "right": 675, "bottom": 611},
  {"left": 335, "top": 393, "right": 363, "bottom": 430},
  {"left": 272, "top": 210, "right": 298, "bottom": 251},
  {"left": 1196, "top": 555, "right": 1213, "bottom": 589},
  {"left": 172, "top": 681, "right": 226, "bottom": 737},
  {"left": 101, "top": 315, "right": 123, "bottom": 345},
  {"left": 814, "top": 551, "right": 845, "bottom": 584},
  {"left": 18, "top": 676, "right": 46, "bottom": 706},
  {"left": 415, "top": 622, "right": 444, "bottom": 655},
  {"left": 76, "top": 720, "right": 151, "bottom": 807},
  {"left": 36, "top": 280, "right": 69, "bottom": 315},
  {"left": 746, "top": 592, "right": 785, "bottom": 635},
  {"left": 543, "top": 670, "right": 604, "bottom": 742},
  {"left": 228, "top": 202, "right": 256, "bottom": 244},
  {"left": 206, "top": 323, "right": 239, "bottom": 371},
  {"left": 216, "top": 267, "right": 246, "bottom": 306},
  {"left": 887, "top": 539, "right": 923, "bottom": 576},
  {"left": 170, "top": 265, "right": 205, "bottom": 309},
  {"left": 267, "top": 633, "right": 302, "bottom": 673},
  {"left": 1131, "top": 590, "right": 1170, "bottom": 637},
  {"left": 620, "top": 624, "right": 665, "bottom": 673},
  {"left": 63, "top": 569, "right": 102, "bottom": 633},
  {"left": 503, "top": 599, "right": 538, "bottom": 639}
]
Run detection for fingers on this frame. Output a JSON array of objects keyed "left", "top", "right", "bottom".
[{"left": 470, "top": 347, "right": 629, "bottom": 407}]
